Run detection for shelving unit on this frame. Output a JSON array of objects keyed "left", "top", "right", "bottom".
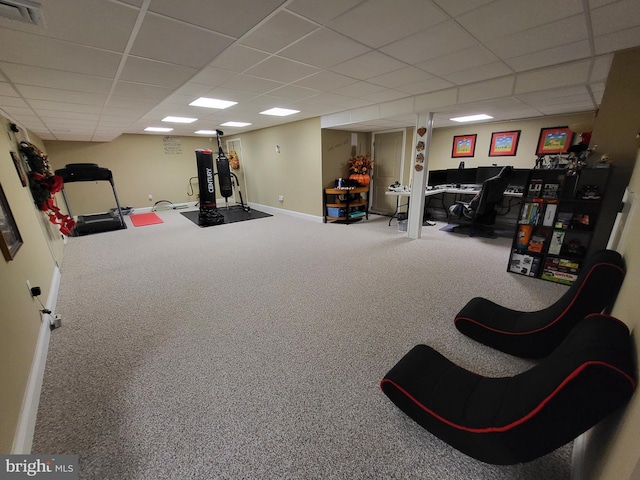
[
  {"left": 323, "top": 186, "right": 369, "bottom": 224},
  {"left": 508, "top": 168, "right": 610, "bottom": 285}
]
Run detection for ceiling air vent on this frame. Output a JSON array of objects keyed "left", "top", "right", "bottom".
[{"left": 0, "top": 0, "right": 43, "bottom": 26}]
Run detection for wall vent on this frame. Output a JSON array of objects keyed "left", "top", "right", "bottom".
[{"left": 0, "top": 0, "right": 43, "bottom": 26}]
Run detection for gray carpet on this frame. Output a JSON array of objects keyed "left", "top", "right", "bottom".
[{"left": 32, "top": 212, "right": 571, "bottom": 479}]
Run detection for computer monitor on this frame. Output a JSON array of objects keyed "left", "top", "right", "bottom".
[
  {"left": 447, "top": 168, "right": 477, "bottom": 186},
  {"left": 475, "top": 166, "right": 503, "bottom": 185},
  {"left": 509, "top": 168, "right": 530, "bottom": 189},
  {"left": 427, "top": 169, "right": 448, "bottom": 186}
]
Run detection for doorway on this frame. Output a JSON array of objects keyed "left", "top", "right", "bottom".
[
  {"left": 371, "top": 130, "right": 406, "bottom": 214},
  {"left": 225, "top": 138, "right": 247, "bottom": 204}
]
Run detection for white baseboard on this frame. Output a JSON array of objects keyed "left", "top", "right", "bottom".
[
  {"left": 12, "top": 266, "right": 61, "bottom": 454},
  {"left": 248, "top": 202, "right": 323, "bottom": 223}
]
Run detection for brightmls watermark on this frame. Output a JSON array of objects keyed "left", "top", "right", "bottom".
[{"left": 0, "top": 455, "right": 77, "bottom": 479}]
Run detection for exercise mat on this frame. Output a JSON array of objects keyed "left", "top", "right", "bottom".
[
  {"left": 130, "top": 212, "right": 164, "bottom": 227},
  {"left": 181, "top": 205, "right": 271, "bottom": 227}
]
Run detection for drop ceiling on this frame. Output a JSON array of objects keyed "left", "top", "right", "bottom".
[{"left": 0, "top": 0, "right": 639, "bottom": 142}]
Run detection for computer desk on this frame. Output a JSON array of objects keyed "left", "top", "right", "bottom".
[{"left": 385, "top": 185, "right": 522, "bottom": 226}]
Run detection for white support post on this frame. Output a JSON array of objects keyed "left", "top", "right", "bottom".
[{"left": 407, "top": 112, "right": 434, "bottom": 239}]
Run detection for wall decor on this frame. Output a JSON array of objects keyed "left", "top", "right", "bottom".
[
  {"left": 536, "top": 127, "right": 574, "bottom": 155},
  {"left": 0, "top": 182, "right": 23, "bottom": 261},
  {"left": 489, "top": 130, "right": 521, "bottom": 156},
  {"left": 11, "top": 151, "right": 27, "bottom": 187},
  {"left": 451, "top": 134, "right": 476, "bottom": 158}
]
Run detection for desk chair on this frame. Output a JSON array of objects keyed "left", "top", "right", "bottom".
[{"left": 450, "top": 166, "right": 514, "bottom": 236}]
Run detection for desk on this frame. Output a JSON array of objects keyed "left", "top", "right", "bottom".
[{"left": 385, "top": 187, "right": 522, "bottom": 225}]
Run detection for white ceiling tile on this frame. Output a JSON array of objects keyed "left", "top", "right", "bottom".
[
  {"left": 330, "top": 51, "right": 407, "bottom": 80},
  {"left": 286, "top": 0, "right": 364, "bottom": 24},
  {"left": 456, "top": 0, "right": 584, "bottom": 42},
  {"left": 505, "top": 41, "right": 592, "bottom": 72},
  {"left": 36, "top": 110, "right": 100, "bottom": 121},
  {"left": 293, "top": 71, "right": 359, "bottom": 90},
  {"left": 264, "top": 84, "right": 320, "bottom": 100},
  {"left": 0, "top": 81, "right": 18, "bottom": 96},
  {"left": 0, "top": 96, "right": 28, "bottom": 108},
  {"left": 442, "top": 62, "right": 514, "bottom": 85},
  {"left": 590, "top": 55, "right": 613, "bottom": 82},
  {"left": 174, "top": 83, "right": 215, "bottom": 97},
  {"left": 120, "top": 57, "right": 197, "bottom": 88},
  {"left": 112, "top": 82, "right": 173, "bottom": 101},
  {"left": 350, "top": 104, "right": 381, "bottom": 122},
  {"left": 208, "top": 45, "right": 271, "bottom": 72},
  {"left": 591, "top": 0, "right": 640, "bottom": 36},
  {"left": 218, "top": 74, "right": 283, "bottom": 94},
  {"left": 244, "top": 56, "right": 320, "bottom": 83},
  {"left": 15, "top": 85, "right": 107, "bottom": 105},
  {"left": 517, "top": 86, "right": 591, "bottom": 103},
  {"left": 0, "top": 29, "right": 121, "bottom": 78},
  {"left": 431, "top": 0, "right": 495, "bottom": 17},
  {"left": 358, "top": 89, "right": 408, "bottom": 103},
  {"left": 328, "top": 0, "right": 447, "bottom": 48},
  {"left": 484, "top": 14, "right": 589, "bottom": 60},
  {"left": 27, "top": 100, "right": 102, "bottom": 114},
  {"left": 240, "top": 11, "right": 318, "bottom": 52},
  {"left": 130, "top": 13, "right": 234, "bottom": 68},
  {"left": 369, "top": 67, "right": 434, "bottom": 88},
  {"left": 594, "top": 26, "right": 640, "bottom": 55},
  {"left": 278, "top": 28, "right": 371, "bottom": 68},
  {"left": 418, "top": 45, "right": 501, "bottom": 77},
  {"left": 149, "top": 0, "right": 287, "bottom": 38},
  {"left": 332, "top": 82, "right": 386, "bottom": 98},
  {"left": 458, "top": 77, "right": 515, "bottom": 104},
  {"left": 396, "top": 77, "right": 456, "bottom": 95},
  {"left": 515, "top": 60, "right": 592, "bottom": 94},
  {"left": 381, "top": 20, "right": 478, "bottom": 64},
  {"left": 0, "top": 63, "right": 112, "bottom": 93},
  {"left": 380, "top": 98, "right": 416, "bottom": 118}
]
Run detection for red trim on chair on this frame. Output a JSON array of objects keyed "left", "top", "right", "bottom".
[
  {"left": 380, "top": 360, "right": 635, "bottom": 434},
  {"left": 453, "top": 263, "right": 626, "bottom": 335}
]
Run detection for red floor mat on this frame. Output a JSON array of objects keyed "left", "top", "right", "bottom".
[{"left": 130, "top": 212, "right": 163, "bottom": 227}]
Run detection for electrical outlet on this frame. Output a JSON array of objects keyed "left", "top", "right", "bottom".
[
  {"left": 148, "top": 194, "right": 153, "bottom": 201},
  {"left": 278, "top": 195, "right": 284, "bottom": 202}
]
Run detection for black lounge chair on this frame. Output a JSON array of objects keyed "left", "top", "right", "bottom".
[
  {"left": 454, "top": 249, "right": 625, "bottom": 358},
  {"left": 381, "top": 313, "right": 636, "bottom": 465}
]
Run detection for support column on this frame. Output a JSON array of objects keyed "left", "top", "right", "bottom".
[{"left": 407, "top": 112, "right": 433, "bottom": 239}]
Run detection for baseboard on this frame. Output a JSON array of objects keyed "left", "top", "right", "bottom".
[
  {"left": 11, "top": 266, "right": 61, "bottom": 454},
  {"left": 571, "top": 432, "right": 587, "bottom": 480},
  {"left": 248, "top": 202, "right": 323, "bottom": 223}
]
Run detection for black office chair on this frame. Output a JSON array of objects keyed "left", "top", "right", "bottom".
[{"left": 451, "top": 166, "right": 514, "bottom": 236}]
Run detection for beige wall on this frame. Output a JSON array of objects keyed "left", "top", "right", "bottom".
[
  {"left": 0, "top": 116, "right": 64, "bottom": 453},
  {"left": 46, "top": 117, "right": 323, "bottom": 217},
  {"left": 427, "top": 112, "right": 596, "bottom": 171},
  {"left": 321, "top": 129, "right": 371, "bottom": 189}
]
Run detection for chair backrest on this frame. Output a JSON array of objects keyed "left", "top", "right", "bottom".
[{"left": 472, "top": 166, "right": 514, "bottom": 220}]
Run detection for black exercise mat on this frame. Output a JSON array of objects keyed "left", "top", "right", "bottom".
[{"left": 181, "top": 206, "right": 272, "bottom": 227}]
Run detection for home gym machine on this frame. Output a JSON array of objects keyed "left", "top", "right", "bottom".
[
  {"left": 54, "top": 163, "right": 127, "bottom": 236},
  {"left": 195, "top": 129, "right": 249, "bottom": 227}
]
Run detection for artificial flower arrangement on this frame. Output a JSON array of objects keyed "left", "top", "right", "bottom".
[
  {"left": 348, "top": 153, "right": 373, "bottom": 174},
  {"left": 19, "top": 141, "right": 76, "bottom": 236}
]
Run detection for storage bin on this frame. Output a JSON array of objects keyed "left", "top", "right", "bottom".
[
  {"left": 327, "top": 207, "right": 346, "bottom": 217},
  {"left": 398, "top": 219, "right": 408, "bottom": 232}
]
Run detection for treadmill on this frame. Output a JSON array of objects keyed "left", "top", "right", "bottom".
[{"left": 55, "top": 163, "right": 126, "bottom": 236}]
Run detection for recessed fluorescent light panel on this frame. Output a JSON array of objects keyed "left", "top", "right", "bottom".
[
  {"left": 144, "top": 127, "right": 173, "bottom": 132},
  {"left": 162, "top": 116, "right": 197, "bottom": 123},
  {"left": 194, "top": 130, "right": 218, "bottom": 135},
  {"left": 259, "top": 108, "right": 300, "bottom": 116},
  {"left": 450, "top": 114, "right": 493, "bottom": 123},
  {"left": 221, "top": 122, "right": 252, "bottom": 127},
  {"left": 189, "top": 97, "right": 237, "bottom": 109}
]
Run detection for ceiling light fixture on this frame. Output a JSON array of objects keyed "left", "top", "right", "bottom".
[
  {"left": 144, "top": 127, "right": 173, "bottom": 132},
  {"left": 221, "top": 121, "right": 252, "bottom": 127},
  {"left": 259, "top": 108, "right": 300, "bottom": 117},
  {"left": 189, "top": 97, "right": 237, "bottom": 109},
  {"left": 194, "top": 130, "right": 218, "bottom": 135},
  {"left": 162, "top": 116, "right": 197, "bottom": 123},
  {"left": 450, "top": 114, "right": 493, "bottom": 123}
]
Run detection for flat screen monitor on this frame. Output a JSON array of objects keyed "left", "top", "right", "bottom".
[
  {"left": 427, "top": 169, "right": 448, "bottom": 186},
  {"left": 509, "top": 168, "right": 530, "bottom": 189},
  {"left": 447, "top": 168, "right": 477, "bottom": 186},
  {"left": 475, "top": 166, "right": 503, "bottom": 185}
]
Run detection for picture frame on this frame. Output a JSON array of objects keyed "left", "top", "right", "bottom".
[
  {"left": 489, "top": 130, "right": 521, "bottom": 156},
  {"left": 0, "top": 182, "right": 23, "bottom": 261},
  {"left": 11, "top": 151, "right": 27, "bottom": 187},
  {"left": 451, "top": 134, "right": 477, "bottom": 158},
  {"left": 536, "top": 127, "right": 574, "bottom": 155}
]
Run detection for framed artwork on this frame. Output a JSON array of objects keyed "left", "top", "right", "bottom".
[
  {"left": 451, "top": 134, "right": 477, "bottom": 158},
  {"left": 536, "top": 127, "right": 574, "bottom": 155},
  {"left": 489, "top": 130, "right": 521, "bottom": 156},
  {"left": 0, "top": 182, "right": 23, "bottom": 261},
  {"left": 11, "top": 151, "right": 27, "bottom": 187}
]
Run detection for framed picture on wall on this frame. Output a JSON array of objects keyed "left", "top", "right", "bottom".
[
  {"left": 451, "top": 134, "right": 477, "bottom": 158},
  {"left": 489, "top": 130, "right": 521, "bottom": 156},
  {"left": 536, "top": 127, "right": 574, "bottom": 155},
  {"left": 0, "top": 182, "right": 23, "bottom": 261}
]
